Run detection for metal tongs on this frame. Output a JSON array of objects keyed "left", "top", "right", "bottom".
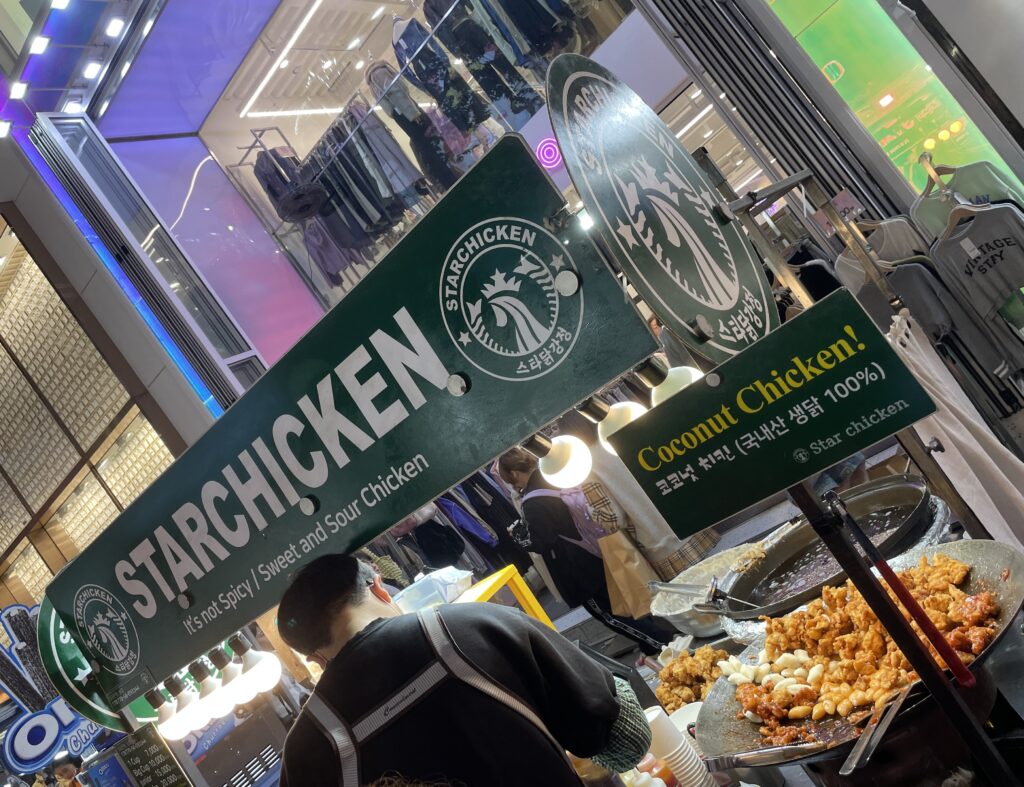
[
  {"left": 647, "top": 576, "right": 759, "bottom": 614},
  {"left": 703, "top": 741, "right": 827, "bottom": 771},
  {"left": 839, "top": 684, "right": 913, "bottom": 774}
]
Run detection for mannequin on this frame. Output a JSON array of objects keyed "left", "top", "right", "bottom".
[{"left": 391, "top": 14, "right": 492, "bottom": 147}]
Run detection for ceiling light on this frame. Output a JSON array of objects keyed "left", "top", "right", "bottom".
[
  {"left": 689, "top": 88, "right": 702, "bottom": 100},
  {"left": 64, "top": 100, "right": 84, "bottom": 113},
  {"left": 719, "top": 92, "right": 726, "bottom": 99},
  {"left": 241, "top": 0, "right": 323, "bottom": 117},
  {"left": 598, "top": 402, "right": 648, "bottom": 455},
  {"left": 100, "top": 99, "right": 109, "bottom": 115},
  {"left": 0, "top": 122, "right": 9, "bottom": 139},
  {"left": 652, "top": 366, "right": 704, "bottom": 407},
  {"left": 372, "top": 4, "right": 385, "bottom": 19},
  {"left": 29, "top": 36, "right": 49, "bottom": 55},
  {"left": 83, "top": 61, "right": 102, "bottom": 80},
  {"left": 121, "top": 60, "right": 131, "bottom": 77},
  {"left": 355, "top": 59, "right": 365, "bottom": 70},
  {"left": 878, "top": 93, "right": 894, "bottom": 108},
  {"left": 453, "top": 58, "right": 463, "bottom": 65},
  {"left": 321, "top": 58, "right": 333, "bottom": 70},
  {"left": 734, "top": 168, "right": 764, "bottom": 191},
  {"left": 577, "top": 209, "right": 594, "bottom": 231},
  {"left": 347, "top": 37, "right": 361, "bottom": 50},
  {"left": 703, "top": 129, "right": 713, "bottom": 139},
  {"left": 105, "top": 17, "right": 125, "bottom": 37},
  {"left": 51, "top": 0, "right": 70, "bottom": 8},
  {"left": 142, "top": 18, "right": 154, "bottom": 37},
  {"left": 735, "top": 158, "right": 744, "bottom": 166},
  {"left": 539, "top": 435, "right": 592, "bottom": 489},
  {"left": 245, "top": 106, "right": 346, "bottom": 118},
  {"left": 279, "top": 59, "right": 289, "bottom": 69},
  {"left": 9, "top": 82, "right": 27, "bottom": 100},
  {"left": 674, "top": 104, "right": 713, "bottom": 138}
]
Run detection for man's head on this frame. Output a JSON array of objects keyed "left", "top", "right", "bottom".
[
  {"left": 498, "top": 447, "right": 537, "bottom": 493},
  {"left": 278, "top": 554, "right": 398, "bottom": 667}
]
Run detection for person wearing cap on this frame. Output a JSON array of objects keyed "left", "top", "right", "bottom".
[{"left": 276, "top": 553, "right": 651, "bottom": 785}]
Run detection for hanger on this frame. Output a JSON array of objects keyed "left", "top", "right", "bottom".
[
  {"left": 939, "top": 202, "right": 995, "bottom": 241},
  {"left": 919, "top": 152, "right": 958, "bottom": 198}
]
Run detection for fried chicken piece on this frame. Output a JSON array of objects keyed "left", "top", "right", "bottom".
[{"left": 951, "top": 591, "right": 999, "bottom": 627}]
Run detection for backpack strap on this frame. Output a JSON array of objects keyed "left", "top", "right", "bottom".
[
  {"left": 521, "top": 489, "right": 560, "bottom": 502},
  {"left": 302, "top": 693, "right": 358, "bottom": 786},
  {"left": 416, "top": 608, "right": 565, "bottom": 755}
]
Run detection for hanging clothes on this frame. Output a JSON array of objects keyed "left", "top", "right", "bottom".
[
  {"left": 423, "top": 0, "right": 543, "bottom": 127},
  {"left": 303, "top": 215, "right": 365, "bottom": 286},
  {"left": 912, "top": 161, "right": 1024, "bottom": 240},
  {"left": 347, "top": 98, "right": 427, "bottom": 203},
  {"left": 929, "top": 203, "right": 1024, "bottom": 323},
  {"left": 367, "top": 61, "right": 461, "bottom": 190},
  {"left": 836, "top": 217, "right": 929, "bottom": 293},
  {"left": 253, "top": 147, "right": 326, "bottom": 223},
  {"left": 888, "top": 262, "right": 1024, "bottom": 378},
  {"left": 393, "top": 17, "right": 489, "bottom": 134},
  {"left": 455, "top": 474, "right": 533, "bottom": 573},
  {"left": 888, "top": 314, "right": 1024, "bottom": 547},
  {"left": 475, "top": 0, "right": 573, "bottom": 56}
]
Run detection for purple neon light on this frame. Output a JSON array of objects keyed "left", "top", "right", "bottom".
[{"left": 535, "top": 137, "right": 563, "bottom": 170}]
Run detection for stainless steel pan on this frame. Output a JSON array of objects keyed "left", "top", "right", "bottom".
[{"left": 695, "top": 539, "right": 1024, "bottom": 769}]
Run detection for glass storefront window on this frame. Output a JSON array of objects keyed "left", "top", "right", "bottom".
[
  {"left": 768, "top": 0, "right": 1022, "bottom": 193},
  {"left": 204, "top": 0, "right": 634, "bottom": 305}
]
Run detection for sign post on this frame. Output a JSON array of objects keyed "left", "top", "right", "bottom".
[
  {"left": 44, "top": 135, "right": 658, "bottom": 709},
  {"left": 609, "top": 290, "right": 935, "bottom": 534}
]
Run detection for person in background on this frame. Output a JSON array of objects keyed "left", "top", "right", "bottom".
[
  {"left": 277, "top": 554, "right": 650, "bottom": 785},
  {"left": 647, "top": 315, "right": 698, "bottom": 370},
  {"left": 559, "top": 411, "right": 720, "bottom": 580},
  {"left": 52, "top": 756, "right": 82, "bottom": 787},
  {"left": 498, "top": 448, "right": 669, "bottom": 653}
]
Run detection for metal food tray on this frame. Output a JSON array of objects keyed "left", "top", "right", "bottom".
[{"left": 695, "top": 539, "right": 1024, "bottom": 768}]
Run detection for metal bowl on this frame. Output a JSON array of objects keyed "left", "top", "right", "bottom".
[{"left": 719, "top": 474, "right": 931, "bottom": 620}]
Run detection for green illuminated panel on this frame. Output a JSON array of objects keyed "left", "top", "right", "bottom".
[{"left": 769, "top": 0, "right": 1020, "bottom": 193}]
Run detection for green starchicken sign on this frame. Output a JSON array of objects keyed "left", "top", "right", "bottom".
[
  {"left": 547, "top": 54, "right": 779, "bottom": 365},
  {"left": 609, "top": 290, "right": 935, "bottom": 535},
  {"left": 45, "top": 135, "right": 658, "bottom": 709}
]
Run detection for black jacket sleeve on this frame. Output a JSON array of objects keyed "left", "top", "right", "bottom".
[{"left": 444, "top": 603, "right": 620, "bottom": 758}]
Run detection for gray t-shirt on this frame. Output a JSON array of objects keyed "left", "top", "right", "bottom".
[{"left": 930, "top": 205, "right": 1024, "bottom": 320}]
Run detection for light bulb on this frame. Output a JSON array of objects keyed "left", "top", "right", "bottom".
[
  {"left": 539, "top": 435, "right": 592, "bottom": 488},
  {"left": 651, "top": 366, "right": 705, "bottom": 407},
  {"left": 243, "top": 649, "right": 283, "bottom": 693},
  {"left": 191, "top": 660, "right": 233, "bottom": 720},
  {"left": 207, "top": 647, "right": 241, "bottom": 717},
  {"left": 146, "top": 689, "right": 177, "bottom": 738},
  {"left": 157, "top": 679, "right": 188, "bottom": 741},
  {"left": 597, "top": 402, "right": 648, "bottom": 455},
  {"left": 168, "top": 684, "right": 209, "bottom": 739}
]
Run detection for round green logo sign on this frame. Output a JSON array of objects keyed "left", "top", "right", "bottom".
[
  {"left": 440, "top": 217, "right": 583, "bottom": 381},
  {"left": 547, "top": 54, "right": 778, "bottom": 364}
]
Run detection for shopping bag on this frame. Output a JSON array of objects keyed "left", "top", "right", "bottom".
[{"left": 599, "top": 530, "right": 659, "bottom": 618}]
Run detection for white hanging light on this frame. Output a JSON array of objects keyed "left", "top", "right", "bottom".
[
  {"left": 651, "top": 366, "right": 705, "bottom": 407},
  {"left": 597, "top": 401, "right": 648, "bottom": 455},
  {"left": 146, "top": 688, "right": 177, "bottom": 739},
  {"left": 228, "top": 634, "right": 282, "bottom": 699},
  {"left": 163, "top": 674, "right": 209, "bottom": 739},
  {"left": 191, "top": 659, "right": 233, "bottom": 720},
  {"left": 207, "top": 647, "right": 241, "bottom": 717},
  {"left": 539, "top": 435, "right": 592, "bottom": 488}
]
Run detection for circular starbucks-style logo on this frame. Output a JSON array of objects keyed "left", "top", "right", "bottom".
[
  {"left": 440, "top": 217, "right": 583, "bottom": 381},
  {"left": 547, "top": 54, "right": 778, "bottom": 365},
  {"left": 73, "top": 584, "right": 139, "bottom": 677}
]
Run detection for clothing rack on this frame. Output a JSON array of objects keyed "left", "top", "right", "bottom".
[{"left": 694, "top": 155, "right": 990, "bottom": 540}]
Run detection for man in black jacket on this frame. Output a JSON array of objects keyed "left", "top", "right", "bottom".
[{"left": 276, "top": 554, "right": 651, "bottom": 785}]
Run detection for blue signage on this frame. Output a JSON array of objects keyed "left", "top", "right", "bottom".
[{"left": 0, "top": 605, "right": 104, "bottom": 773}]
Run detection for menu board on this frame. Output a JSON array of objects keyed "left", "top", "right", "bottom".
[{"left": 85, "top": 726, "right": 189, "bottom": 787}]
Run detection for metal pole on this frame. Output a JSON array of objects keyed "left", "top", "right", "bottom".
[
  {"left": 787, "top": 482, "right": 1019, "bottom": 786},
  {"left": 693, "top": 149, "right": 815, "bottom": 307}
]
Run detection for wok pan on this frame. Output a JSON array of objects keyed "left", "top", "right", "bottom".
[
  {"left": 695, "top": 539, "right": 1024, "bottom": 768},
  {"left": 719, "top": 475, "right": 932, "bottom": 621}
]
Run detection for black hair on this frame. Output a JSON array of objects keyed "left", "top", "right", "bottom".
[{"left": 277, "top": 554, "right": 376, "bottom": 656}]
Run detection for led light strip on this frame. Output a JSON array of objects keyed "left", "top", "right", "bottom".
[
  {"left": 245, "top": 106, "right": 345, "bottom": 118},
  {"left": 240, "top": 0, "right": 324, "bottom": 118}
]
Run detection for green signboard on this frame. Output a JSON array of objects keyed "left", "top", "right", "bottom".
[
  {"left": 45, "top": 135, "right": 658, "bottom": 708},
  {"left": 547, "top": 54, "right": 779, "bottom": 365},
  {"left": 609, "top": 290, "right": 935, "bottom": 535}
]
